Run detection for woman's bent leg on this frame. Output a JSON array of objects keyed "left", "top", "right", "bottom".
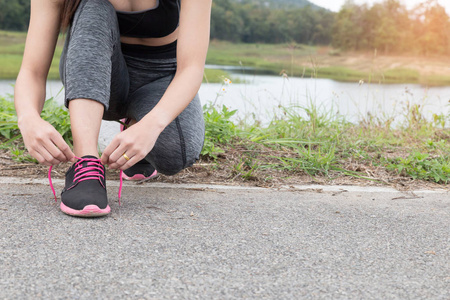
[
  {"left": 69, "top": 100, "right": 104, "bottom": 157},
  {"left": 57, "top": 0, "right": 129, "bottom": 216},
  {"left": 127, "top": 77, "right": 205, "bottom": 176},
  {"left": 60, "top": 0, "right": 129, "bottom": 157}
]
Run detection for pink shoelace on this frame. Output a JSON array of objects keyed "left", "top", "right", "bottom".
[{"left": 48, "top": 156, "right": 123, "bottom": 205}]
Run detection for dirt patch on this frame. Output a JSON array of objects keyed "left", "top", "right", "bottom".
[
  {"left": 0, "top": 148, "right": 447, "bottom": 192},
  {"left": 313, "top": 51, "right": 450, "bottom": 77}
]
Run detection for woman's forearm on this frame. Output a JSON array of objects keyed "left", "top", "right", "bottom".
[
  {"left": 139, "top": 65, "right": 205, "bottom": 132},
  {"left": 15, "top": 69, "right": 48, "bottom": 126},
  {"left": 14, "top": 68, "right": 75, "bottom": 165}
]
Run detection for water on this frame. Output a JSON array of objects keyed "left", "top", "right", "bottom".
[
  {"left": 200, "top": 73, "right": 450, "bottom": 125},
  {"left": 2, "top": 73, "right": 450, "bottom": 148}
]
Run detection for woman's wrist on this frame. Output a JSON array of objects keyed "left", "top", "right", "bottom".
[
  {"left": 140, "top": 106, "right": 172, "bottom": 133},
  {"left": 17, "top": 112, "right": 42, "bottom": 129}
]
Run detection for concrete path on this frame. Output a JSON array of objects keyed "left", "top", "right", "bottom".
[{"left": 0, "top": 177, "right": 449, "bottom": 299}]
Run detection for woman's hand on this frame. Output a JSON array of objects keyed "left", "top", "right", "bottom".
[
  {"left": 19, "top": 116, "right": 76, "bottom": 166},
  {"left": 101, "top": 122, "right": 162, "bottom": 170}
]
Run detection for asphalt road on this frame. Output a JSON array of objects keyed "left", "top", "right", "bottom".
[{"left": 0, "top": 177, "right": 449, "bottom": 299}]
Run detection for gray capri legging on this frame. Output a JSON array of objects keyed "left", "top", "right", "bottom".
[{"left": 59, "top": 0, "right": 205, "bottom": 175}]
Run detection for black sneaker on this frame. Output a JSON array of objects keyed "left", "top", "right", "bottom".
[
  {"left": 123, "top": 158, "right": 158, "bottom": 181},
  {"left": 60, "top": 155, "right": 110, "bottom": 217},
  {"left": 119, "top": 118, "right": 158, "bottom": 181}
]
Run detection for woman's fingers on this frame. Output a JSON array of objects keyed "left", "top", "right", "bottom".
[
  {"left": 101, "top": 138, "right": 120, "bottom": 165},
  {"left": 119, "top": 153, "right": 144, "bottom": 170},
  {"left": 109, "top": 151, "right": 143, "bottom": 170},
  {"left": 107, "top": 144, "right": 135, "bottom": 169},
  {"left": 37, "top": 131, "right": 75, "bottom": 165},
  {"left": 101, "top": 123, "right": 157, "bottom": 169},
  {"left": 30, "top": 149, "right": 51, "bottom": 166},
  {"left": 50, "top": 133, "right": 76, "bottom": 162},
  {"left": 105, "top": 138, "right": 145, "bottom": 170},
  {"left": 35, "top": 145, "right": 60, "bottom": 166},
  {"left": 102, "top": 132, "right": 136, "bottom": 168},
  {"left": 45, "top": 139, "right": 70, "bottom": 163},
  {"left": 19, "top": 117, "right": 76, "bottom": 166}
]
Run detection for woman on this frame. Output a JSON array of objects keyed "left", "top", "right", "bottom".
[{"left": 14, "top": 0, "right": 211, "bottom": 217}]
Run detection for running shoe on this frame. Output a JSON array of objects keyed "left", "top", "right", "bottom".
[
  {"left": 123, "top": 158, "right": 159, "bottom": 181},
  {"left": 119, "top": 118, "right": 158, "bottom": 181},
  {"left": 60, "top": 155, "right": 110, "bottom": 217}
]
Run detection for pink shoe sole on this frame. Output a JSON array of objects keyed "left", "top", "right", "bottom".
[
  {"left": 60, "top": 203, "right": 111, "bottom": 217},
  {"left": 122, "top": 170, "right": 158, "bottom": 181}
]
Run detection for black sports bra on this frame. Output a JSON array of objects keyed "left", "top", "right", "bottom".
[{"left": 116, "top": 0, "right": 180, "bottom": 38}]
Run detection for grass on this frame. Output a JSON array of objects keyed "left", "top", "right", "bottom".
[
  {"left": 1, "top": 29, "right": 450, "bottom": 186},
  {"left": 203, "top": 69, "right": 243, "bottom": 84},
  {"left": 2, "top": 30, "right": 450, "bottom": 85},
  {"left": 206, "top": 40, "right": 450, "bottom": 86},
  {"left": 0, "top": 30, "right": 234, "bottom": 83},
  {"left": 1, "top": 90, "right": 450, "bottom": 186},
  {"left": 196, "top": 92, "right": 450, "bottom": 185},
  {"left": 0, "top": 95, "right": 72, "bottom": 163},
  {"left": 315, "top": 66, "right": 367, "bottom": 82}
]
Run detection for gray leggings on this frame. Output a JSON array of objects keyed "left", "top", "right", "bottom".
[{"left": 59, "top": 0, "right": 205, "bottom": 175}]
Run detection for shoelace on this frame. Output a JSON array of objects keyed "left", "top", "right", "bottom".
[{"left": 48, "top": 156, "right": 123, "bottom": 205}]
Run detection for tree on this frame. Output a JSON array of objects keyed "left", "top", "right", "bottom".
[
  {"left": 332, "top": 0, "right": 450, "bottom": 55},
  {"left": 0, "top": 0, "right": 30, "bottom": 31},
  {"left": 412, "top": 0, "right": 450, "bottom": 55}
]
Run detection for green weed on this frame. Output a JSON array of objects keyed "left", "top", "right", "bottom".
[
  {"left": 385, "top": 152, "right": 450, "bottom": 183},
  {"left": 275, "top": 144, "right": 337, "bottom": 176},
  {"left": 0, "top": 94, "right": 72, "bottom": 162},
  {"left": 232, "top": 157, "right": 259, "bottom": 181},
  {"left": 1, "top": 76, "right": 450, "bottom": 185},
  {"left": 201, "top": 104, "right": 238, "bottom": 160}
]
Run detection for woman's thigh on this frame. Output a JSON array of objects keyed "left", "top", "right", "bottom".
[
  {"left": 126, "top": 77, "right": 205, "bottom": 175},
  {"left": 59, "top": 0, "right": 129, "bottom": 120}
]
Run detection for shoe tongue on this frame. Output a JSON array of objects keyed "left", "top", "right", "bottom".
[
  {"left": 77, "top": 155, "right": 101, "bottom": 167},
  {"left": 79, "top": 155, "right": 99, "bottom": 160}
]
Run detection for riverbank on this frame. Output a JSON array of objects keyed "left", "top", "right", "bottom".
[
  {"left": 2, "top": 30, "right": 450, "bottom": 86},
  {"left": 207, "top": 40, "right": 450, "bottom": 86},
  {"left": 0, "top": 30, "right": 233, "bottom": 83},
  {"left": 1, "top": 94, "right": 449, "bottom": 190}
]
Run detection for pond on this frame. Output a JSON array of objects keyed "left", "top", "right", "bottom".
[{"left": 2, "top": 69, "right": 450, "bottom": 149}]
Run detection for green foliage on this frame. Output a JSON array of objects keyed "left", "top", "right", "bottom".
[
  {"left": 210, "top": 1, "right": 334, "bottom": 44},
  {"left": 276, "top": 144, "right": 337, "bottom": 176},
  {"left": 317, "top": 67, "right": 367, "bottom": 82},
  {"left": 385, "top": 152, "right": 450, "bottom": 183},
  {"left": 1, "top": 93, "right": 450, "bottom": 185},
  {"left": 0, "top": 30, "right": 234, "bottom": 82},
  {"left": 232, "top": 157, "right": 258, "bottom": 181},
  {"left": 0, "top": 95, "right": 72, "bottom": 162},
  {"left": 2, "top": 0, "right": 450, "bottom": 56},
  {"left": 0, "top": 95, "right": 20, "bottom": 140},
  {"left": 40, "top": 97, "right": 73, "bottom": 147},
  {"left": 332, "top": 0, "right": 450, "bottom": 55},
  {"left": 0, "top": 0, "right": 30, "bottom": 31},
  {"left": 383, "top": 68, "right": 420, "bottom": 83},
  {"left": 0, "top": 31, "right": 62, "bottom": 80},
  {"left": 246, "top": 103, "right": 344, "bottom": 176},
  {"left": 201, "top": 104, "right": 238, "bottom": 159},
  {"left": 9, "top": 147, "right": 35, "bottom": 163},
  {"left": 1, "top": 0, "right": 333, "bottom": 45}
]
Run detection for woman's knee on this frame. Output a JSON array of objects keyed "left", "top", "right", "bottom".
[
  {"left": 147, "top": 144, "right": 201, "bottom": 176},
  {"left": 60, "top": 0, "right": 125, "bottom": 109},
  {"left": 154, "top": 161, "right": 184, "bottom": 176},
  {"left": 71, "top": 0, "right": 118, "bottom": 37},
  {"left": 76, "top": 0, "right": 116, "bottom": 20}
]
